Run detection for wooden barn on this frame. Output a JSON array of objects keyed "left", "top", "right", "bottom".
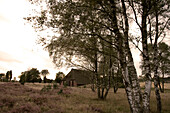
[{"left": 62, "top": 69, "right": 93, "bottom": 86}]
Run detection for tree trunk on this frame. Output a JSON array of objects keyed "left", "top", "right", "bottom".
[
  {"left": 141, "top": 0, "right": 152, "bottom": 112},
  {"left": 153, "top": 58, "right": 162, "bottom": 112},
  {"left": 161, "top": 63, "right": 165, "bottom": 93},
  {"left": 154, "top": 69, "right": 162, "bottom": 113},
  {"left": 109, "top": 0, "right": 143, "bottom": 112},
  {"left": 153, "top": 1, "right": 162, "bottom": 112},
  {"left": 162, "top": 69, "right": 165, "bottom": 93}
]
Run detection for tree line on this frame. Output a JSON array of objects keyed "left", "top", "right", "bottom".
[
  {"left": 25, "top": 0, "right": 170, "bottom": 113},
  {"left": 19, "top": 68, "right": 65, "bottom": 85},
  {"left": 0, "top": 70, "right": 13, "bottom": 82}
]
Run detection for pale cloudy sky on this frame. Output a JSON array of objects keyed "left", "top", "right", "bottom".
[{"left": 0, "top": 0, "right": 70, "bottom": 80}]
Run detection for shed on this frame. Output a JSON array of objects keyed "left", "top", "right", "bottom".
[{"left": 62, "top": 69, "right": 93, "bottom": 86}]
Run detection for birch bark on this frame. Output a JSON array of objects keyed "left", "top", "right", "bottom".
[
  {"left": 109, "top": 0, "right": 143, "bottom": 112},
  {"left": 153, "top": 1, "right": 162, "bottom": 111},
  {"left": 141, "top": 1, "right": 152, "bottom": 113}
]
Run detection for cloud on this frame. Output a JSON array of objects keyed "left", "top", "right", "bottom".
[
  {"left": 0, "top": 15, "right": 9, "bottom": 22},
  {"left": 0, "top": 51, "right": 22, "bottom": 63}
]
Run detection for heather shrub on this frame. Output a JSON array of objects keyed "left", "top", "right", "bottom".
[
  {"left": 0, "top": 82, "right": 169, "bottom": 113},
  {"left": 45, "top": 108, "right": 65, "bottom": 113},
  {"left": 53, "top": 83, "right": 58, "bottom": 89},
  {"left": 91, "top": 105, "right": 103, "bottom": 113},
  {"left": 64, "top": 82, "right": 67, "bottom": 88},
  {"left": 29, "top": 94, "right": 48, "bottom": 105},
  {"left": 41, "top": 86, "right": 49, "bottom": 92},
  {"left": 0, "top": 95, "right": 16, "bottom": 108},
  {"left": 58, "top": 89, "right": 63, "bottom": 94},
  {"left": 10, "top": 102, "right": 41, "bottom": 113},
  {"left": 47, "top": 84, "right": 52, "bottom": 89}
]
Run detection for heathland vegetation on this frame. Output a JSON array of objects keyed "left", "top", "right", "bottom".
[{"left": 0, "top": 82, "right": 170, "bottom": 113}]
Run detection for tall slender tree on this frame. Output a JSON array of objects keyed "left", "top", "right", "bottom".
[{"left": 25, "top": 0, "right": 169, "bottom": 112}]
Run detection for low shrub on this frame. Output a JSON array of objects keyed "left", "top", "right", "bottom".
[
  {"left": 41, "top": 85, "right": 52, "bottom": 92},
  {"left": 29, "top": 94, "right": 48, "bottom": 105},
  {"left": 46, "top": 84, "right": 52, "bottom": 89},
  {"left": 0, "top": 95, "right": 16, "bottom": 108},
  {"left": 53, "top": 83, "right": 58, "bottom": 89},
  {"left": 10, "top": 102, "right": 41, "bottom": 113},
  {"left": 58, "top": 89, "right": 63, "bottom": 94}
]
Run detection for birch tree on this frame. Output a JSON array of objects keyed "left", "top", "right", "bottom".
[
  {"left": 25, "top": 0, "right": 169, "bottom": 112},
  {"left": 129, "top": 0, "right": 169, "bottom": 112}
]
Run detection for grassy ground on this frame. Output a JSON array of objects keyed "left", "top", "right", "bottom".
[{"left": 0, "top": 82, "right": 170, "bottom": 113}]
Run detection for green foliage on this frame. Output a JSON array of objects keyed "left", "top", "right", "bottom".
[
  {"left": 41, "top": 84, "right": 58, "bottom": 92},
  {"left": 19, "top": 68, "right": 42, "bottom": 84},
  {"left": 58, "top": 89, "right": 63, "bottom": 94},
  {"left": 140, "top": 42, "right": 170, "bottom": 76},
  {"left": 2, "top": 78, "right": 9, "bottom": 82},
  {"left": 0, "top": 73, "right": 5, "bottom": 81},
  {"left": 9, "top": 70, "right": 12, "bottom": 81},
  {"left": 55, "top": 72, "right": 65, "bottom": 83},
  {"left": 41, "top": 86, "right": 47, "bottom": 92},
  {"left": 53, "top": 83, "right": 58, "bottom": 89},
  {"left": 41, "top": 85, "right": 50, "bottom": 92},
  {"left": 19, "top": 74, "right": 25, "bottom": 85},
  {"left": 47, "top": 84, "right": 52, "bottom": 89},
  {"left": 5, "top": 71, "right": 9, "bottom": 82},
  {"left": 41, "top": 69, "right": 49, "bottom": 83},
  {"left": 64, "top": 82, "right": 67, "bottom": 88},
  {"left": 43, "top": 76, "right": 47, "bottom": 83}
]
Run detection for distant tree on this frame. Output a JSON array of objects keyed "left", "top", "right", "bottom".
[
  {"left": 41, "top": 69, "right": 50, "bottom": 83},
  {"left": 5, "top": 70, "right": 13, "bottom": 82},
  {"left": 6, "top": 71, "right": 9, "bottom": 82},
  {"left": 29, "top": 68, "right": 41, "bottom": 83},
  {"left": 158, "top": 43, "right": 170, "bottom": 92},
  {"left": 0, "top": 73, "right": 5, "bottom": 81},
  {"left": 9, "top": 70, "right": 12, "bottom": 81},
  {"left": 19, "top": 68, "right": 42, "bottom": 83},
  {"left": 140, "top": 42, "right": 170, "bottom": 92},
  {"left": 19, "top": 72, "right": 26, "bottom": 85},
  {"left": 55, "top": 72, "right": 65, "bottom": 83},
  {"left": 44, "top": 76, "right": 47, "bottom": 83}
]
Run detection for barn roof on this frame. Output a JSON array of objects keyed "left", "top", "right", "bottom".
[{"left": 63, "top": 69, "right": 94, "bottom": 85}]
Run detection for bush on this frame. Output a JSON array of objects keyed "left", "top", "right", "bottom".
[
  {"left": 119, "top": 83, "right": 125, "bottom": 88},
  {"left": 58, "top": 89, "right": 63, "bottom": 94},
  {"left": 41, "top": 85, "right": 52, "bottom": 92},
  {"left": 46, "top": 85, "right": 52, "bottom": 89},
  {"left": 64, "top": 83, "right": 67, "bottom": 88},
  {"left": 41, "top": 86, "right": 48, "bottom": 92},
  {"left": 53, "top": 83, "right": 58, "bottom": 89},
  {"left": 2, "top": 78, "right": 8, "bottom": 82}
]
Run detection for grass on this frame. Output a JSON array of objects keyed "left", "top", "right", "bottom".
[{"left": 0, "top": 82, "right": 170, "bottom": 113}]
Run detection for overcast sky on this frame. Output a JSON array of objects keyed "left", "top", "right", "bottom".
[{"left": 0, "top": 0, "right": 70, "bottom": 80}]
